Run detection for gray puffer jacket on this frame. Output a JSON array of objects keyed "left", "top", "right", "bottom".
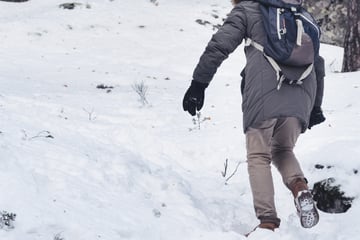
[{"left": 192, "top": 1, "right": 324, "bottom": 133}]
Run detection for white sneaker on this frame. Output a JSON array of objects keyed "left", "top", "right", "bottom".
[{"left": 294, "top": 190, "right": 320, "bottom": 228}]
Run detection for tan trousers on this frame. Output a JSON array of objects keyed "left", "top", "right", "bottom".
[{"left": 245, "top": 117, "right": 304, "bottom": 227}]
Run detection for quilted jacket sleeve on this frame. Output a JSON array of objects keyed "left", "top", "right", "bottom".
[
  {"left": 314, "top": 55, "right": 325, "bottom": 107},
  {"left": 192, "top": 5, "right": 247, "bottom": 84}
]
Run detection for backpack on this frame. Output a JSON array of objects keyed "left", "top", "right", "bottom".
[{"left": 246, "top": 0, "right": 321, "bottom": 89}]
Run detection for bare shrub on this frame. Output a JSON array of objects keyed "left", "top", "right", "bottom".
[{"left": 132, "top": 81, "right": 149, "bottom": 106}]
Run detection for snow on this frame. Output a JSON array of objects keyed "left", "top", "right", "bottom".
[{"left": 0, "top": 0, "right": 359, "bottom": 239}]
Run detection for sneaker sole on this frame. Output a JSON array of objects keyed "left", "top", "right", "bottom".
[{"left": 296, "top": 191, "right": 319, "bottom": 228}]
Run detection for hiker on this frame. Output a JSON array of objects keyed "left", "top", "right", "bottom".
[{"left": 182, "top": 0, "right": 326, "bottom": 236}]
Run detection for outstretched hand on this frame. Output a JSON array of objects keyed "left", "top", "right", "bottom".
[
  {"left": 182, "top": 81, "right": 208, "bottom": 116},
  {"left": 308, "top": 106, "right": 326, "bottom": 129}
]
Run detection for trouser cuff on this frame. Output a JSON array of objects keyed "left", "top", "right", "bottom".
[{"left": 259, "top": 216, "right": 281, "bottom": 228}]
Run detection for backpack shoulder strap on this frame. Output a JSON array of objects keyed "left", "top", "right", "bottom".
[
  {"left": 246, "top": 38, "right": 285, "bottom": 89},
  {"left": 246, "top": 38, "right": 314, "bottom": 89}
]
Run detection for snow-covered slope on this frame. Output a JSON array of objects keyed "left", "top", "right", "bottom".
[{"left": 0, "top": 0, "right": 359, "bottom": 239}]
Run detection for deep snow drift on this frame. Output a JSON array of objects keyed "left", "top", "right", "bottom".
[{"left": 0, "top": 0, "right": 359, "bottom": 239}]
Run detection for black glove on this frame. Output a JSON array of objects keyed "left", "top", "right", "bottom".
[
  {"left": 308, "top": 106, "right": 326, "bottom": 129},
  {"left": 182, "top": 80, "right": 208, "bottom": 116}
]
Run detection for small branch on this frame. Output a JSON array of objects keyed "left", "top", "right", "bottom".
[
  {"left": 83, "top": 107, "right": 96, "bottom": 121},
  {"left": 21, "top": 129, "right": 28, "bottom": 140},
  {"left": 221, "top": 158, "right": 228, "bottom": 177},
  {"left": 28, "top": 131, "right": 54, "bottom": 140},
  {"left": 197, "top": 112, "right": 201, "bottom": 130},
  {"left": 222, "top": 160, "right": 245, "bottom": 184},
  {"left": 189, "top": 112, "right": 211, "bottom": 131}
]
